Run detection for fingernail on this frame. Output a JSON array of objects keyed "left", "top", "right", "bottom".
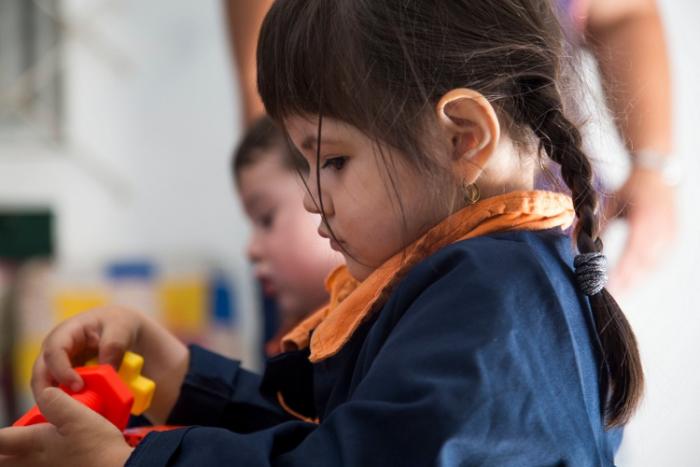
[{"left": 71, "top": 381, "right": 82, "bottom": 392}]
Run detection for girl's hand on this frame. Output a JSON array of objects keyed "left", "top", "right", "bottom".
[
  {"left": 31, "top": 307, "right": 144, "bottom": 398},
  {"left": 31, "top": 307, "right": 190, "bottom": 424},
  {"left": 0, "top": 388, "right": 134, "bottom": 467}
]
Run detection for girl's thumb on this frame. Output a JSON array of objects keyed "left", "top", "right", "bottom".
[{"left": 37, "top": 387, "right": 95, "bottom": 430}]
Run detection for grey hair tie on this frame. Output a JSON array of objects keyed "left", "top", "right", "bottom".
[{"left": 574, "top": 252, "right": 608, "bottom": 296}]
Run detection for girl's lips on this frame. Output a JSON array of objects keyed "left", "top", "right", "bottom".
[{"left": 318, "top": 227, "right": 344, "bottom": 252}]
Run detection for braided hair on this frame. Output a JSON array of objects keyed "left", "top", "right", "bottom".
[{"left": 518, "top": 74, "right": 643, "bottom": 426}]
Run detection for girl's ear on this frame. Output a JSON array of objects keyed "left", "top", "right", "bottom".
[{"left": 435, "top": 88, "right": 501, "bottom": 184}]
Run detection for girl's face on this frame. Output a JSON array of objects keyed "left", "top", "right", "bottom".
[
  {"left": 238, "top": 152, "right": 343, "bottom": 318},
  {"left": 285, "top": 115, "right": 446, "bottom": 281}
]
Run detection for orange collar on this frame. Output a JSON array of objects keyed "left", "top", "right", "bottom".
[{"left": 282, "top": 190, "right": 575, "bottom": 363}]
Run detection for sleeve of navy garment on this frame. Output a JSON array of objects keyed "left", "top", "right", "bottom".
[
  {"left": 164, "top": 344, "right": 293, "bottom": 432},
  {"left": 126, "top": 238, "right": 614, "bottom": 466}
]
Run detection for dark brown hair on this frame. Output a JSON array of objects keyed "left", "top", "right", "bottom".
[
  {"left": 257, "top": 0, "right": 642, "bottom": 428},
  {"left": 231, "top": 115, "right": 307, "bottom": 181}
]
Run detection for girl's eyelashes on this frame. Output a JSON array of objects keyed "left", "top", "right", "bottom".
[{"left": 321, "top": 155, "right": 348, "bottom": 171}]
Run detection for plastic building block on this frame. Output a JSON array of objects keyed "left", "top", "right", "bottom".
[
  {"left": 13, "top": 365, "right": 134, "bottom": 430},
  {"left": 123, "top": 425, "right": 182, "bottom": 447},
  {"left": 118, "top": 351, "right": 155, "bottom": 415},
  {"left": 13, "top": 351, "right": 156, "bottom": 431}
]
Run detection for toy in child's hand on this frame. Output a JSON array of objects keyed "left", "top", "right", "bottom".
[{"left": 14, "top": 351, "right": 156, "bottom": 432}]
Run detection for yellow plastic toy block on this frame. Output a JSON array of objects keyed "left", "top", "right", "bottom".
[{"left": 117, "top": 351, "right": 156, "bottom": 416}]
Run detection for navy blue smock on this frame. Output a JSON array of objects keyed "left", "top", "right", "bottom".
[{"left": 126, "top": 229, "right": 621, "bottom": 466}]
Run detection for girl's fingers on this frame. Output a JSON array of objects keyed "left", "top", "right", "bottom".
[
  {"left": 0, "top": 427, "right": 38, "bottom": 456},
  {"left": 0, "top": 455, "right": 23, "bottom": 467},
  {"left": 41, "top": 322, "right": 94, "bottom": 392},
  {"left": 37, "top": 387, "right": 102, "bottom": 432},
  {"left": 97, "top": 324, "right": 131, "bottom": 369},
  {"left": 31, "top": 309, "right": 136, "bottom": 399},
  {"left": 30, "top": 355, "right": 55, "bottom": 399},
  {"left": 43, "top": 347, "right": 83, "bottom": 392}
]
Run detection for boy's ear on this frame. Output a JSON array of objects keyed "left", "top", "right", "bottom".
[{"left": 435, "top": 88, "right": 500, "bottom": 184}]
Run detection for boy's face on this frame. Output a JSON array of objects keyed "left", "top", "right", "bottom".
[{"left": 238, "top": 152, "right": 343, "bottom": 318}]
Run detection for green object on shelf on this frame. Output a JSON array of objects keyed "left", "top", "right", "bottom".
[{"left": 0, "top": 210, "right": 54, "bottom": 259}]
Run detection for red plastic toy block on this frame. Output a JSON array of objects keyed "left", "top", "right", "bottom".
[
  {"left": 13, "top": 364, "right": 134, "bottom": 431},
  {"left": 123, "top": 425, "right": 182, "bottom": 447}
]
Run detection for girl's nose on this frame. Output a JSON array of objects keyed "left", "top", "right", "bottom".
[
  {"left": 302, "top": 183, "right": 333, "bottom": 217},
  {"left": 302, "top": 186, "right": 321, "bottom": 214},
  {"left": 302, "top": 168, "right": 333, "bottom": 216}
]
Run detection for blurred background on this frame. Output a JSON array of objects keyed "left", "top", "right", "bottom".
[
  {"left": 0, "top": 0, "right": 698, "bottom": 465},
  {"left": 0, "top": 0, "right": 257, "bottom": 426}
]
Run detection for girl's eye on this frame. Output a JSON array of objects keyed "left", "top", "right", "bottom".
[{"left": 321, "top": 156, "right": 348, "bottom": 171}]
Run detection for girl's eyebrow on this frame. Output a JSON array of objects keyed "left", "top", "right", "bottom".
[{"left": 300, "top": 135, "right": 341, "bottom": 151}]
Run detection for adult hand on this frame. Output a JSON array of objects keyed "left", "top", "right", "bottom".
[{"left": 603, "top": 167, "right": 677, "bottom": 292}]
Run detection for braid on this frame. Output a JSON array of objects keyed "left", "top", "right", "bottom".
[{"left": 518, "top": 77, "right": 644, "bottom": 428}]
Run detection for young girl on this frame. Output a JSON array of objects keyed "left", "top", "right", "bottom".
[
  {"left": 0, "top": 1, "right": 642, "bottom": 465},
  {"left": 233, "top": 116, "right": 342, "bottom": 355}
]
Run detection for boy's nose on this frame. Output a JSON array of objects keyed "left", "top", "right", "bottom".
[{"left": 247, "top": 236, "right": 263, "bottom": 263}]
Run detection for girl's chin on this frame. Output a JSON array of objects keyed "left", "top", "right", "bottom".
[{"left": 345, "top": 260, "right": 375, "bottom": 282}]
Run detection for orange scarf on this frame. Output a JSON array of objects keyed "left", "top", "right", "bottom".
[{"left": 282, "top": 190, "right": 575, "bottom": 363}]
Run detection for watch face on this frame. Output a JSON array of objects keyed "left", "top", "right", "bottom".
[{"left": 634, "top": 150, "right": 682, "bottom": 186}]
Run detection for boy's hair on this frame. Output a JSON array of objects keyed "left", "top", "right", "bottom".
[
  {"left": 257, "top": 0, "right": 642, "bottom": 428},
  {"left": 232, "top": 115, "right": 307, "bottom": 180}
]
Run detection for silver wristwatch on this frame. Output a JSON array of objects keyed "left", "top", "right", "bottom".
[{"left": 633, "top": 150, "right": 682, "bottom": 186}]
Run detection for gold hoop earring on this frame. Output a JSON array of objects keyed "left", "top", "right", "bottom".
[{"left": 462, "top": 180, "right": 480, "bottom": 205}]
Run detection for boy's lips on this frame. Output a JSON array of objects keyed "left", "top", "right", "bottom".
[{"left": 256, "top": 275, "right": 277, "bottom": 296}]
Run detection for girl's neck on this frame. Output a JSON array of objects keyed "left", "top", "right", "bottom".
[{"left": 476, "top": 134, "right": 537, "bottom": 198}]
